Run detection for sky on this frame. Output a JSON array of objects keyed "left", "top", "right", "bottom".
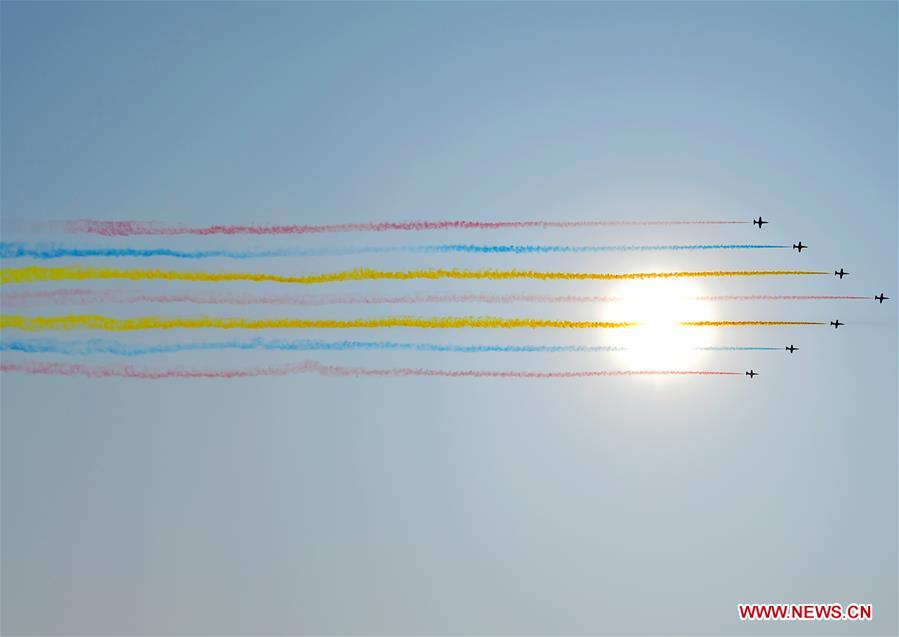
[{"left": 1, "top": 2, "right": 897, "bottom": 635}]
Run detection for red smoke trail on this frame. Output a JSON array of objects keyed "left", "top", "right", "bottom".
[
  {"left": 61, "top": 219, "right": 749, "bottom": 236},
  {"left": 4, "top": 290, "right": 869, "bottom": 308},
  {"left": 693, "top": 295, "right": 868, "bottom": 301},
  {"left": 1, "top": 360, "right": 740, "bottom": 380},
  {"left": 0, "top": 289, "right": 625, "bottom": 307},
  {"left": 10, "top": 290, "right": 869, "bottom": 308}
]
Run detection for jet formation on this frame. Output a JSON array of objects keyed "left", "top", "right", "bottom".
[{"left": 745, "top": 217, "right": 889, "bottom": 379}]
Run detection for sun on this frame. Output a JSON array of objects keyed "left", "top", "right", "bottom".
[{"left": 600, "top": 279, "right": 716, "bottom": 370}]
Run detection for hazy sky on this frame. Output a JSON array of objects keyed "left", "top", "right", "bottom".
[{"left": 2, "top": 2, "right": 896, "bottom": 635}]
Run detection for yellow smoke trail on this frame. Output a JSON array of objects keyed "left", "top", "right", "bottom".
[
  {"left": 0, "top": 266, "right": 828, "bottom": 286},
  {"left": 680, "top": 321, "right": 825, "bottom": 326},
  {"left": 0, "top": 315, "right": 638, "bottom": 331}
]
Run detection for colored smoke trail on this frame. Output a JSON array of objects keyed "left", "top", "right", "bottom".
[
  {"left": 696, "top": 346, "right": 781, "bottom": 351},
  {"left": 695, "top": 295, "right": 869, "bottom": 301},
  {"left": 0, "top": 242, "right": 788, "bottom": 259},
  {"left": 680, "top": 321, "right": 824, "bottom": 326},
  {"left": 0, "top": 315, "right": 638, "bottom": 331},
  {"left": 0, "top": 289, "right": 872, "bottom": 307},
  {"left": 0, "top": 339, "right": 786, "bottom": 356},
  {"left": 0, "top": 338, "right": 626, "bottom": 356},
  {"left": 0, "top": 360, "right": 741, "bottom": 379},
  {"left": 60, "top": 218, "right": 751, "bottom": 236},
  {"left": 0, "top": 289, "right": 626, "bottom": 307},
  {"left": 1, "top": 315, "right": 825, "bottom": 332},
  {"left": 0, "top": 266, "right": 828, "bottom": 286}
]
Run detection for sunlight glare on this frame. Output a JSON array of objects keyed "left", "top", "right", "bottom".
[{"left": 601, "top": 279, "right": 715, "bottom": 370}]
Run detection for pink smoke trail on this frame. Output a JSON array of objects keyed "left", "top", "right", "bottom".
[
  {"left": 60, "top": 219, "right": 749, "bottom": 236},
  {"left": 2, "top": 289, "right": 871, "bottom": 308},
  {"left": 1, "top": 360, "right": 740, "bottom": 380},
  {"left": 693, "top": 295, "right": 869, "bottom": 301},
  {"left": 0, "top": 289, "right": 626, "bottom": 307},
  {"left": 2, "top": 290, "right": 629, "bottom": 307}
]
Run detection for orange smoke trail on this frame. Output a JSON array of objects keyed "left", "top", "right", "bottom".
[{"left": 680, "top": 321, "right": 825, "bottom": 326}]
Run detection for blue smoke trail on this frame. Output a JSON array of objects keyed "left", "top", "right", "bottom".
[
  {"left": 1, "top": 339, "right": 785, "bottom": 356},
  {"left": 696, "top": 347, "right": 781, "bottom": 351},
  {"left": 0, "top": 243, "right": 790, "bottom": 259},
  {"left": 0, "top": 338, "right": 628, "bottom": 356}
]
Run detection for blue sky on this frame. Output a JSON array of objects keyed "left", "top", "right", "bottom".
[{"left": 2, "top": 2, "right": 896, "bottom": 634}]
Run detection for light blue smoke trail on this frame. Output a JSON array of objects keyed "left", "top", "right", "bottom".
[
  {"left": 696, "top": 347, "right": 781, "bottom": 351},
  {"left": 0, "top": 339, "right": 785, "bottom": 356},
  {"left": 0, "top": 243, "right": 790, "bottom": 259},
  {"left": 0, "top": 338, "right": 628, "bottom": 356}
]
